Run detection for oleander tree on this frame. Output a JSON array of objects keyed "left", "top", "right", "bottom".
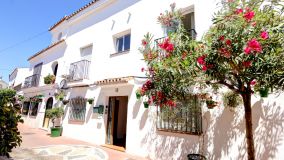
[
  {"left": 197, "top": 0, "right": 284, "bottom": 159},
  {"left": 138, "top": 1, "right": 284, "bottom": 160}
]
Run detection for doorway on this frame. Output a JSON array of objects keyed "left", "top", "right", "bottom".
[
  {"left": 106, "top": 96, "right": 128, "bottom": 149},
  {"left": 42, "top": 97, "right": 53, "bottom": 128}
]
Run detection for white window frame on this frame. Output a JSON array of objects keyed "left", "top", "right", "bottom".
[{"left": 115, "top": 33, "right": 131, "bottom": 53}]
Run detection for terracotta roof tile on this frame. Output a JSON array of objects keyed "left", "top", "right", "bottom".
[
  {"left": 28, "top": 39, "right": 65, "bottom": 61},
  {"left": 96, "top": 76, "right": 134, "bottom": 85},
  {"left": 49, "top": 0, "right": 99, "bottom": 31}
]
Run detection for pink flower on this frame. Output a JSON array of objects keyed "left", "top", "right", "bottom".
[
  {"left": 243, "top": 61, "right": 252, "bottom": 68},
  {"left": 260, "top": 31, "right": 269, "bottom": 40},
  {"left": 158, "top": 38, "right": 174, "bottom": 52},
  {"left": 225, "top": 39, "right": 232, "bottom": 46},
  {"left": 202, "top": 65, "right": 208, "bottom": 71},
  {"left": 166, "top": 43, "right": 174, "bottom": 52},
  {"left": 182, "top": 52, "right": 187, "bottom": 60},
  {"left": 219, "top": 35, "right": 225, "bottom": 41},
  {"left": 219, "top": 48, "right": 231, "bottom": 58},
  {"left": 236, "top": 8, "right": 243, "bottom": 14},
  {"left": 252, "top": 22, "right": 257, "bottom": 27},
  {"left": 250, "top": 79, "right": 256, "bottom": 86},
  {"left": 197, "top": 55, "right": 206, "bottom": 65},
  {"left": 244, "top": 47, "right": 251, "bottom": 54},
  {"left": 243, "top": 10, "right": 255, "bottom": 21},
  {"left": 247, "top": 39, "right": 262, "bottom": 53},
  {"left": 141, "top": 67, "right": 145, "bottom": 72},
  {"left": 142, "top": 40, "right": 147, "bottom": 46},
  {"left": 166, "top": 100, "right": 177, "bottom": 107}
]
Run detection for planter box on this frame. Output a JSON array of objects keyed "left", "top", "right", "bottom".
[{"left": 50, "top": 126, "right": 63, "bottom": 137}]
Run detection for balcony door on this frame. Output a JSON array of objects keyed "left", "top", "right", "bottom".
[{"left": 32, "top": 62, "right": 43, "bottom": 87}]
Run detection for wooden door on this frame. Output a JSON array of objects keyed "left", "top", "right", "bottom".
[{"left": 42, "top": 97, "right": 53, "bottom": 128}]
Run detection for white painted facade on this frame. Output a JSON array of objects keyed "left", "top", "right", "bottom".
[
  {"left": 0, "top": 78, "right": 8, "bottom": 89},
  {"left": 11, "top": 0, "right": 284, "bottom": 159}
]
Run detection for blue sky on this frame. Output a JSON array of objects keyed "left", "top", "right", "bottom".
[{"left": 0, "top": 0, "right": 92, "bottom": 82}]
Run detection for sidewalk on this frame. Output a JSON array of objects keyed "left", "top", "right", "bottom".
[{"left": 11, "top": 123, "right": 147, "bottom": 160}]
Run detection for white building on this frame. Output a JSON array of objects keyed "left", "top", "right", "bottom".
[
  {"left": 0, "top": 77, "right": 8, "bottom": 89},
  {"left": 9, "top": 68, "right": 29, "bottom": 93},
  {"left": 11, "top": 0, "right": 284, "bottom": 160}
]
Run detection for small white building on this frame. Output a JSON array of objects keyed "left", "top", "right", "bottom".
[
  {"left": 12, "top": 0, "right": 284, "bottom": 160},
  {"left": 0, "top": 77, "right": 8, "bottom": 89}
]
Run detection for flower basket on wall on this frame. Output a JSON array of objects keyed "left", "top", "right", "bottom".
[
  {"left": 44, "top": 74, "right": 56, "bottom": 84},
  {"left": 62, "top": 100, "right": 69, "bottom": 105},
  {"left": 143, "top": 102, "right": 149, "bottom": 108},
  {"left": 206, "top": 100, "right": 218, "bottom": 109},
  {"left": 259, "top": 87, "right": 269, "bottom": 97},
  {"left": 87, "top": 98, "right": 94, "bottom": 104}
]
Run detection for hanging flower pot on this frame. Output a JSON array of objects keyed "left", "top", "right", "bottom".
[
  {"left": 136, "top": 92, "right": 141, "bottom": 99},
  {"left": 87, "top": 98, "right": 94, "bottom": 104},
  {"left": 259, "top": 87, "right": 269, "bottom": 97},
  {"left": 62, "top": 100, "right": 69, "bottom": 105},
  {"left": 143, "top": 102, "right": 149, "bottom": 108},
  {"left": 206, "top": 100, "right": 218, "bottom": 109}
]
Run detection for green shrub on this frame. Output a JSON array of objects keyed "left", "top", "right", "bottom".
[
  {"left": 0, "top": 89, "right": 23, "bottom": 157},
  {"left": 44, "top": 74, "right": 56, "bottom": 84},
  {"left": 45, "top": 107, "right": 64, "bottom": 128}
]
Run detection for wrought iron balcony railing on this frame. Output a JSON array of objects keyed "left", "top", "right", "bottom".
[
  {"left": 68, "top": 60, "right": 91, "bottom": 82},
  {"left": 23, "top": 74, "right": 40, "bottom": 88}
]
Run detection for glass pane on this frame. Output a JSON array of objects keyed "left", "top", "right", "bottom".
[
  {"left": 124, "top": 34, "right": 131, "bottom": 51},
  {"left": 116, "top": 37, "right": 124, "bottom": 52}
]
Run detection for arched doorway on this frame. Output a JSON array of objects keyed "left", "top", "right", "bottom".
[
  {"left": 42, "top": 97, "right": 53, "bottom": 128},
  {"left": 52, "top": 62, "right": 58, "bottom": 77}
]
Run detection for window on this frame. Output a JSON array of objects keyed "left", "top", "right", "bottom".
[
  {"left": 22, "top": 102, "right": 30, "bottom": 115},
  {"left": 157, "top": 95, "right": 202, "bottom": 135},
  {"left": 30, "top": 102, "right": 39, "bottom": 116},
  {"left": 69, "top": 97, "right": 87, "bottom": 121},
  {"left": 116, "top": 34, "right": 131, "bottom": 53},
  {"left": 80, "top": 45, "right": 93, "bottom": 61}
]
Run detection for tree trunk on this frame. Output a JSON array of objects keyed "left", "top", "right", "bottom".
[{"left": 242, "top": 93, "right": 255, "bottom": 160}]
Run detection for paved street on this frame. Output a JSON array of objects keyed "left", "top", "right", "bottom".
[{"left": 11, "top": 123, "right": 146, "bottom": 160}]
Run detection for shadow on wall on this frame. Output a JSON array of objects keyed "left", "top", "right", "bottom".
[{"left": 140, "top": 98, "right": 284, "bottom": 160}]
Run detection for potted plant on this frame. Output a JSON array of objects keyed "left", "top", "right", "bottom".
[
  {"left": 143, "top": 101, "right": 149, "bottom": 108},
  {"left": 45, "top": 107, "right": 64, "bottom": 137},
  {"left": 55, "top": 91, "right": 65, "bottom": 101},
  {"left": 62, "top": 100, "right": 69, "bottom": 105},
  {"left": 259, "top": 87, "right": 269, "bottom": 97},
  {"left": 157, "top": 3, "right": 182, "bottom": 35},
  {"left": 223, "top": 91, "right": 242, "bottom": 110},
  {"left": 44, "top": 74, "right": 56, "bottom": 84},
  {"left": 206, "top": 99, "right": 218, "bottom": 109},
  {"left": 30, "top": 94, "right": 44, "bottom": 103},
  {"left": 87, "top": 98, "right": 94, "bottom": 104}
]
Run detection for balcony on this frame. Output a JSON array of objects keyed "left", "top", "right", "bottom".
[
  {"left": 67, "top": 60, "right": 91, "bottom": 82},
  {"left": 23, "top": 74, "right": 40, "bottom": 88}
]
